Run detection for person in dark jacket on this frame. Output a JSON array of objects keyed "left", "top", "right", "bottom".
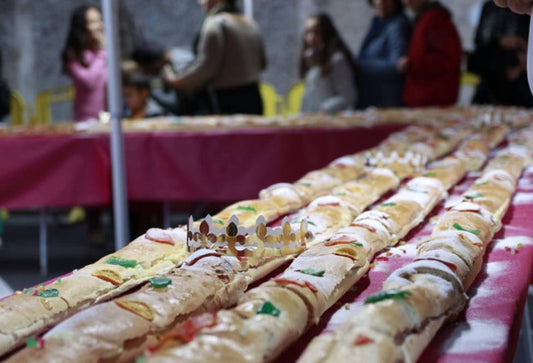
[
  {"left": 468, "top": 1, "right": 532, "bottom": 107},
  {"left": 0, "top": 49, "right": 10, "bottom": 121},
  {"left": 358, "top": 0, "right": 411, "bottom": 108},
  {"left": 399, "top": 0, "right": 462, "bottom": 107}
]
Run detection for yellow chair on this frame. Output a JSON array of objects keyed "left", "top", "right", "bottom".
[
  {"left": 36, "top": 85, "right": 75, "bottom": 125},
  {"left": 285, "top": 82, "right": 305, "bottom": 115},
  {"left": 461, "top": 72, "right": 481, "bottom": 87},
  {"left": 10, "top": 92, "right": 26, "bottom": 125},
  {"left": 260, "top": 82, "right": 283, "bottom": 116}
]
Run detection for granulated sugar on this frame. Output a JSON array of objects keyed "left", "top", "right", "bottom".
[
  {"left": 441, "top": 320, "right": 507, "bottom": 354},
  {"left": 492, "top": 236, "right": 533, "bottom": 250}
]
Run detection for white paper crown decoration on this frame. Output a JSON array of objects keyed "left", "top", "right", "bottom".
[
  {"left": 365, "top": 150, "right": 427, "bottom": 174},
  {"left": 187, "top": 215, "right": 312, "bottom": 258}
]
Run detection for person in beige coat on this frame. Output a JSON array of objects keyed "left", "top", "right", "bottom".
[{"left": 163, "top": 0, "right": 267, "bottom": 115}]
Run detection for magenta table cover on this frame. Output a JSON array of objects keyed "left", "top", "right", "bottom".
[
  {"left": 0, "top": 124, "right": 401, "bottom": 209},
  {"left": 278, "top": 165, "right": 533, "bottom": 363}
]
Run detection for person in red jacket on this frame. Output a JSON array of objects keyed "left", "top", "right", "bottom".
[{"left": 398, "top": 0, "right": 462, "bottom": 107}]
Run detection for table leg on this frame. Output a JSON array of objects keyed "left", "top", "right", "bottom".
[
  {"left": 526, "top": 286, "right": 533, "bottom": 362},
  {"left": 163, "top": 201, "right": 171, "bottom": 228},
  {"left": 39, "top": 208, "right": 48, "bottom": 276}
]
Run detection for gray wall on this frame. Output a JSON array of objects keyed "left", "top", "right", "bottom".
[{"left": 0, "top": 0, "right": 481, "bottom": 122}]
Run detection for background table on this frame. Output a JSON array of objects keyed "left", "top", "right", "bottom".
[{"left": 0, "top": 124, "right": 402, "bottom": 208}]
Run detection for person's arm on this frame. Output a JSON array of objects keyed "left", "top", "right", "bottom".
[
  {"left": 408, "top": 15, "right": 462, "bottom": 78},
  {"left": 494, "top": 0, "right": 533, "bottom": 14},
  {"left": 66, "top": 50, "right": 107, "bottom": 90},
  {"left": 164, "top": 18, "right": 224, "bottom": 90},
  {"left": 358, "top": 18, "right": 410, "bottom": 81},
  {"left": 321, "top": 53, "right": 357, "bottom": 112}
]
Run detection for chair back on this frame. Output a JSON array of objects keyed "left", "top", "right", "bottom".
[
  {"left": 35, "top": 86, "right": 75, "bottom": 124},
  {"left": 286, "top": 82, "right": 305, "bottom": 115},
  {"left": 259, "top": 82, "right": 283, "bottom": 116},
  {"left": 10, "top": 92, "right": 26, "bottom": 125}
]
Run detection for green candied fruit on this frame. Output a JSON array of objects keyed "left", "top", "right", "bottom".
[
  {"left": 149, "top": 276, "right": 172, "bottom": 289},
  {"left": 464, "top": 193, "right": 484, "bottom": 200},
  {"left": 299, "top": 268, "right": 325, "bottom": 277},
  {"left": 237, "top": 205, "right": 257, "bottom": 213},
  {"left": 105, "top": 256, "right": 137, "bottom": 268},
  {"left": 453, "top": 223, "right": 480, "bottom": 235},
  {"left": 26, "top": 336, "right": 38, "bottom": 348},
  {"left": 37, "top": 288, "right": 59, "bottom": 298},
  {"left": 364, "top": 290, "right": 412, "bottom": 304},
  {"left": 256, "top": 301, "right": 281, "bottom": 317}
]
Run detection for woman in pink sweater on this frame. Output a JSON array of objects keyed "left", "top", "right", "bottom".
[{"left": 61, "top": 5, "right": 107, "bottom": 121}]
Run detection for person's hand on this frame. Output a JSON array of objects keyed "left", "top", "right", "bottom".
[
  {"left": 397, "top": 56, "right": 409, "bottom": 74},
  {"left": 95, "top": 31, "right": 106, "bottom": 50},
  {"left": 494, "top": 0, "right": 533, "bottom": 14},
  {"left": 162, "top": 64, "right": 185, "bottom": 88}
]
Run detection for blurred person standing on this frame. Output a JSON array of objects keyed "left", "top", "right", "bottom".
[
  {"left": 61, "top": 5, "right": 107, "bottom": 122},
  {"left": 300, "top": 13, "right": 358, "bottom": 113},
  {"left": 468, "top": 1, "right": 533, "bottom": 106},
  {"left": 0, "top": 48, "right": 10, "bottom": 122},
  {"left": 358, "top": 0, "right": 411, "bottom": 108},
  {"left": 399, "top": 0, "right": 462, "bottom": 107},
  {"left": 163, "top": 0, "right": 266, "bottom": 115}
]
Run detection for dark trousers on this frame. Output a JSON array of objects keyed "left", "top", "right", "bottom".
[{"left": 214, "top": 82, "right": 263, "bottom": 115}]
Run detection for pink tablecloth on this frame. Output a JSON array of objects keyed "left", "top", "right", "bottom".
[
  {"left": 0, "top": 124, "right": 402, "bottom": 209},
  {"left": 277, "top": 164, "right": 533, "bottom": 362}
]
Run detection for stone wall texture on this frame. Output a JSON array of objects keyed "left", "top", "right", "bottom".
[{"left": 0, "top": 0, "right": 481, "bottom": 121}]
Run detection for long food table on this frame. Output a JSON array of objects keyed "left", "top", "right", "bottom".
[
  {"left": 2, "top": 109, "right": 533, "bottom": 362},
  {"left": 278, "top": 164, "right": 533, "bottom": 363}
]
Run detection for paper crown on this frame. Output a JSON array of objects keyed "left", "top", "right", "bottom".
[
  {"left": 187, "top": 215, "right": 312, "bottom": 258},
  {"left": 365, "top": 151, "right": 427, "bottom": 176}
]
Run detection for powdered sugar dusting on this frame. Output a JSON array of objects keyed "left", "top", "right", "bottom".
[
  {"left": 441, "top": 320, "right": 507, "bottom": 354},
  {"left": 328, "top": 302, "right": 364, "bottom": 327},
  {"left": 371, "top": 261, "right": 391, "bottom": 272},
  {"left": 492, "top": 236, "right": 533, "bottom": 250},
  {"left": 444, "top": 195, "right": 463, "bottom": 209},
  {"left": 485, "top": 261, "right": 510, "bottom": 276},
  {"left": 518, "top": 177, "right": 533, "bottom": 190},
  {"left": 512, "top": 192, "right": 533, "bottom": 205},
  {"left": 387, "top": 243, "right": 417, "bottom": 258},
  {"left": 468, "top": 285, "right": 497, "bottom": 308},
  {"left": 524, "top": 164, "right": 533, "bottom": 175}
]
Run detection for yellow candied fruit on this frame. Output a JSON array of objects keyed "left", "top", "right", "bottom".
[
  {"left": 399, "top": 241, "right": 406, "bottom": 246},
  {"left": 344, "top": 304, "right": 350, "bottom": 310},
  {"left": 518, "top": 243, "right": 524, "bottom": 249},
  {"left": 115, "top": 300, "right": 155, "bottom": 321}
]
